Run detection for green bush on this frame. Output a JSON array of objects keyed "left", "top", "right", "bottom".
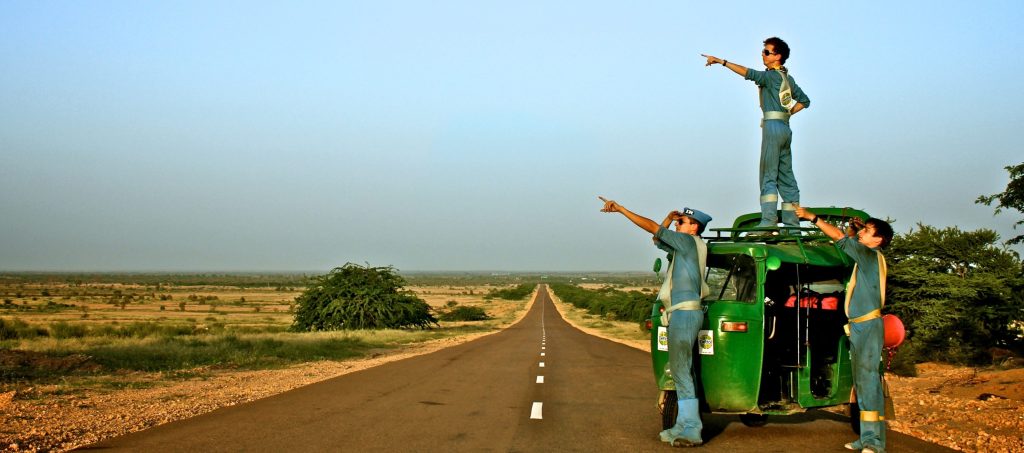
[
  {"left": 487, "top": 284, "right": 535, "bottom": 300},
  {"left": 0, "top": 317, "right": 46, "bottom": 340},
  {"left": 291, "top": 263, "right": 437, "bottom": 331},
  {"left": 548, "top": 284, "right": 652, "bottom": 324},
  {"left": 87, "top": 334, "right": 372, "bottom": 371},
  {"left": 887, "top": 224, "right": 1024, "bottom": 365},
  {"left": 884, "top": 343, "right": 918, "bottom": 377},
  {"left": 89, "top": 322, "right": 197, "bottom": 339},
  {"left": 439, "top": 306, "right": 490, "bottom": 321},
  {"left": 49, "top": 321, "right": 88, "bottom": 339}
]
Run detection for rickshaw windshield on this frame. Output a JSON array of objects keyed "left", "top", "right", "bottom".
[{"left": 706, "top": 254, "right": 757, "bottom": 302}]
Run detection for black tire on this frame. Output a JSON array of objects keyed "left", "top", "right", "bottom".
[
  {"left": 849, "top": 402, "right": 861, "bottom": 434},
  {"left": 660, "top": 390, "right": 678, "bottom": 430},
  {"left": 739, "top": 413, "right": 768, "bottom": 427}
]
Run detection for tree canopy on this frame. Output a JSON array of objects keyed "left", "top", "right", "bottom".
[
  {"left": 291, "top": 263, "right": 437, "bottom": 331},
  {"left": 887, "top": 224, "right": 1024, "bottom": 364},
  {"left": 977, "top": 161, "right": 1024, "bottom": 245}
]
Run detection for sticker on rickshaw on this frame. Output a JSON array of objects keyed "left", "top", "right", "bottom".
[
  {"left": 698, "top": 330, "right": 714, "bottom": 355},
  {"left": 657, "top": 326, "right": 669, "bottom": 351}
]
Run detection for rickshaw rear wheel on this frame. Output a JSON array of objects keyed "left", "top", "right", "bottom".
[
  {"left": 849, "top": 403, "right": 861, "bottom": 434},
  {"left": 660, "top": 390, "right": 678, "bottom": 430},
  {"left": 739, "top": 413, "right": 768, "bottom": 427}
]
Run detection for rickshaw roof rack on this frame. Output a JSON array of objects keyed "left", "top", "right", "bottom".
[
  {"left": 703, "top": 227, "right": 836, "bottom": 244},
  {"left": 704, "top": 206, "right": 871, "bottom": 243}
]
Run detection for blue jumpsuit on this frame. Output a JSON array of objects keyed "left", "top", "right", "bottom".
[
  {"left": 654, "top": 227, "right": 704, "bottom": 445},
  {"left": 838, "top": 237, "right": 887, "bottom": 453},
  {"left": 744, "top": 68, "right": 810, "bottom": 227}
]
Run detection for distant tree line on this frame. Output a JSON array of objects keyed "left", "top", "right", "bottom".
[
  {"left": 547, "top": 283, "right": 651, "bottom": 326},
  {"left": 486, "top": 284, "right": 535, "bottom": 300}
]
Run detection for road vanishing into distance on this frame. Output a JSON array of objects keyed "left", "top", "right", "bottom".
[{"left": 82, "top": 285, "right": 951, "bottom": 452}]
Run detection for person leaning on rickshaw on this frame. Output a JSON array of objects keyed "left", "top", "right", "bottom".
[
  {"left": 795, "top": 206, "right": 894, "bottom": 453},
  {"left": 599, "top": 196, "right": 712, "bottom": 448}
]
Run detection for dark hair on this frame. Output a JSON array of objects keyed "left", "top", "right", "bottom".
[
  {"left": 764, "top": 37, "right": 790, "bottom": 65},
  {"left": 866, "top": 218, "right": 894, "bottom": 249}
]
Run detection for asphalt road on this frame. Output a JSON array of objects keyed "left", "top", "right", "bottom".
[{"left": 81, "top": 285, "right": 951, "bottom": 452}]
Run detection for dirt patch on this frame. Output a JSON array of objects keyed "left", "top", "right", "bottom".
[
  {"left": 0, "top": 350, "right": 102, "bottom": 374},
  {"left": 885, "top": 363, "right": 1024, "bottom": 452}
]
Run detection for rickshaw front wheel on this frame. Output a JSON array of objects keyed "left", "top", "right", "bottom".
[
  {"left": 659, "top": 390, "right": 678, "bottom": 430},
  {"left": 739, "top": 413, "right": 768, "bottom": 427}
]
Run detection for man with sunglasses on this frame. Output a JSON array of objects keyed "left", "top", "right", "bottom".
[
  {"left": 702, "top": 37, "right": 810, "bottom": 234},
  {"left": 598, "top": 196, "right": 711, "bottom": 448},
  {"left": 794, "top": 206, "right": 894, "bottom": 453}
]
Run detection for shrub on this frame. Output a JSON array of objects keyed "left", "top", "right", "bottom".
[
  {"left": 0, "top": 318, "right": 45, "bottom": 340},
  {"left": 49, "top": 321, "right": 88, "bottom": 339},
  {"left": 291, "top": 263, "right": 437, "bottom": 331},
  {"left": 440, "top": 306, "right": 490, "bottom": 321},
  {"left": 488, "top": 284, "right": 535, "bottom": 301},
  {"left": 548, "top": 283, "right": 652, "bottom": 325}
]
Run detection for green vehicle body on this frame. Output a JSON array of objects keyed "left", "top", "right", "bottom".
[{"left": 650, "top": 207, "right": 869, "bottom": 422}]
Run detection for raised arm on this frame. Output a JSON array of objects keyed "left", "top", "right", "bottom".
[
  {"left": 702, "top": 54, "right": 747, "bottom": 77},
  {"left": 599, "top": 196, "right": 660, "bottom": 235},
  {"left": 661, "top": 210, "right": 683, "bottom": 229},
  {"left": 794, "top": 206, "right": 844, "bottom": 241}
]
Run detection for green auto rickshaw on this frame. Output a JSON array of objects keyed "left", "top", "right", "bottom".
[{"left": 650, "top": 207, "right": 869, "bottom": 432}]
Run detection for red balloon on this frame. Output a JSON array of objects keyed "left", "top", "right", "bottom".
[{"left": 883, "top": 314, "right": 905, "bottom": 348}]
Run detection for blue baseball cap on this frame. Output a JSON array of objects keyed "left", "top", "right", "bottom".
[{"left": 682, "top": 207, "right": 712, "bottom": 227}]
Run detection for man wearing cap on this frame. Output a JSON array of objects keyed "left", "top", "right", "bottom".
[
  {"left": 701, "top": 37, "right": 810, "bottom": 232},
  {"left": 598, "top": 196, "right": 711, "bottom": 448},
  {"left": 794, "top": 207, "right": 894, "bottom": 453}
]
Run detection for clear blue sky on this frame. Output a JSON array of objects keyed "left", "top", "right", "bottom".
[{"left": 1, "top": 1, "right": 1021, "bottom": 272}]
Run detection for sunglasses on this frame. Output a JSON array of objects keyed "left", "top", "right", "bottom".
[{"left": 763, "top": 49, "right": 777, "bottom": 56}]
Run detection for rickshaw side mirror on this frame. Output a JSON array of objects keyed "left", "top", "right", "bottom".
[
  {"left": 653, "top": 258, "right": 663, "bottom": 273},
  {"left": 766, "top": 256, "right": 782, "bottom": 271}
]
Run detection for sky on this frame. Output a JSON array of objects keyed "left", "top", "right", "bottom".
[{"left": 1, "top": 1, "right": 1022, "bottom": 272}]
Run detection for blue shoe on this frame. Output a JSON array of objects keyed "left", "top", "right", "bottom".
[
  {"left": 659, "top": 427, "right": 681, "bottom": 443},
  {"left": 670, "top": 435, "right": 703, "bottom": 448}
]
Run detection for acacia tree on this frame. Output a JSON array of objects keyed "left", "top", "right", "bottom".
[
  {"left": 977, "top": 162, "right": 1024, "bottom": 245},
  {"left": 887, "top": 224, "right": 1024, "bottom": 364},
  {"left": 292, "top": 263, "right": 437, "bottom": 331}
]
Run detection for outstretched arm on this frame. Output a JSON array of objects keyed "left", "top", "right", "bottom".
[
  {"left": 702, "top": 54, "right": 747, "bottom": 77},
  {"left": 599, "top": 196, "right": 660, "bottom": 235},
  {"left": 794, "top": 206, "right": 845, "bottom": 241}
]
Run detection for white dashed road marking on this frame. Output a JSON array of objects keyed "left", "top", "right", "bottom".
[
  {"left": 530, "top": 402, "right": 543, "bottom": 419},
  {"left": 536, "top": 376, "right": 544, "bottom": 384}
]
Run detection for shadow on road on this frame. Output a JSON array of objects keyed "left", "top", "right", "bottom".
[{"left": 702, "top": 408, "right": 851, "bottom": 441}]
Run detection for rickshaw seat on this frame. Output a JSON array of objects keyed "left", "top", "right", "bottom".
[{"left": 784, "top": 293, "right": 839, "bottom": 310}]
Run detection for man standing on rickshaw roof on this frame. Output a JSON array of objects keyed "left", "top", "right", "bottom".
[
  {"left": 702, "top": 37, "right": 810, "bottom": 232},
  {"left": 795, "top": 207, "right": 894, "bottom": 453},
  {"left": 598, "top": 196, "right": 711, "bottom": 448}
]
